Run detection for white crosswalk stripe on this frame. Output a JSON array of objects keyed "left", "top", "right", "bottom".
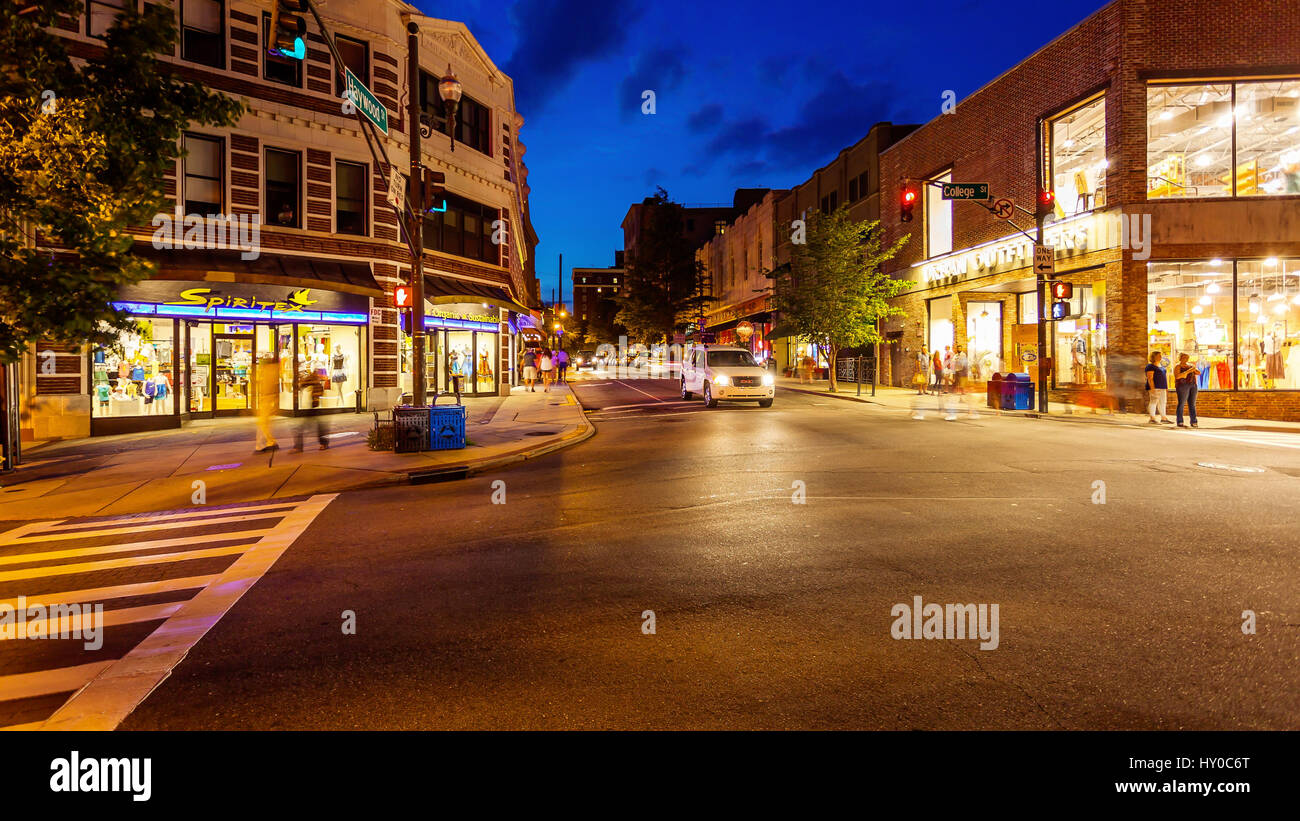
[
  {"left": 1182, "top": 430, "right": 1300, "bottom": 450},
  {"left": 0, "top": 494, "right": 335, "bottom": 731}
]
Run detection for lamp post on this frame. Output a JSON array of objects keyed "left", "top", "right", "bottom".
[{"left": 438, "top": 64, "right": 462, "bottom": 152}]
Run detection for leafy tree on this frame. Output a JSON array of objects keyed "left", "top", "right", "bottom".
[
  {"left": 0, "top": 0, "right": 244, "bottom": 363},
  {"left": 614, "top": 188, "right": 710, "bottom": 343},
  {"left": 773, "top": 206, "right": 911, "bottom": 391}
]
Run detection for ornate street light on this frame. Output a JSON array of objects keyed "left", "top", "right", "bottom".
[{"left": 438, "top": 64, "right": 462, "bottom": 152}]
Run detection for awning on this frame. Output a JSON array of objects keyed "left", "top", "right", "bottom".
[
  {"left": 131, "top": 245, "right": 384, "bottom": 296},
  {"left": 706, "top": 312, "right": 773, "bottom": 332},
  {"left": 767, "top": 323, "right": 797, "bottom": 339},
  {"left": 423, "top": 273, "right": 531, "bottom": 314}
]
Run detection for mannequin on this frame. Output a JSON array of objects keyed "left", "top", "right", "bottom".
[{"left": 331, "top": 344, "right": 349, "bottom": 400}]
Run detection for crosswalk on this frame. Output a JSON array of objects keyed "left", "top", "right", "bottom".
[
  {"left": 1181, "top": 429, "right": 1300, "bottom": 451},
  {"left": 0, "top": 494, "right": 335, "bottom": 730}
]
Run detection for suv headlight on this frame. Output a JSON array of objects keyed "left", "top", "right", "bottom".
[
  {"left": 762, "top": 373, "right": 775, "bottom": 386},
  {"left": 713, "top": 374, "right": 729, "bottom": 386}
]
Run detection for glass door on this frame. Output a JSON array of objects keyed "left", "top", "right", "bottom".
[
  {"left": 188, "top": 322, "right": 212, "bottom": 416},
  {"left": 213, "top": 325, "right": 255, "bottom": 414}
]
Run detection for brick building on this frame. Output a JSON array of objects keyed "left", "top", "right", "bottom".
[
  {"left": 876, "top": 0, "right": 1300, "bottom": 420},
  {"left": 696, "top": 190, "right": 783, "bottom": 356},
  {"left": 571, "top": 252, "right": 624, "bottom": 345},
  {"left": 25, "top": 0, "right": 540, "bottom": 440}
]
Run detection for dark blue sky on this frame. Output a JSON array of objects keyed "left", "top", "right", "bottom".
[{"left": 416, "top": 0, "right": 1109, "bottom": 304}]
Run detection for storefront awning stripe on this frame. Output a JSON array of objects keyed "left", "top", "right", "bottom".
[
  {"left": 423, "top": 274, "right": 530, "bottom": 314},
  {"left": 130, "top": 245, "right": 385, "bottom": 297}
]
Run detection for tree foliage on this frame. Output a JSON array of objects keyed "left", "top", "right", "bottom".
[
  {"left": 0, "top": 0, "right": 244, "bottom": 362},
  {"left": 773, "top": 206, "right": 912, "bottom": 391},
  {"left": 614, "top": 188, "right": 710, "bottom": 343}
]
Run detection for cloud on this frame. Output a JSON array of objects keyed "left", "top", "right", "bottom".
[
  {"left": 618, "top": 46, "right": 689, "bottom": 120},
  {"left": 686, "top": 102, "right": 723, "bottom": 134},
  {"left": 502, "top": 0, "right": 645, "bottom": 114}
]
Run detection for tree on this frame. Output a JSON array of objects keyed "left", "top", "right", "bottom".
[
  {"left": 773, "top": 206, "right": 912, "bottom": 392},
  {"left": 0, "top": 0, "right": 244, "bottom": 363},
  {"left": 614, "top": 188, "right": 710, "bottom": 343}
]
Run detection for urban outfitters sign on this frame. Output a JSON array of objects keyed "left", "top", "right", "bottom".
[{"left": 916, "top": 211, "right": 1119, "bottom": 286}]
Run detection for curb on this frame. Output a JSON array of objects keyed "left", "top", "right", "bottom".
[{"left": 406, "top": 385, "right": 597, "bottom": 484}]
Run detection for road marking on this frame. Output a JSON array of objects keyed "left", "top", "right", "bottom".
[
  {"left": 29, "top": 502, "right": 298, "bottom": 532},
  {"left": 40, "top": 493, "right": 337, "bottom": 730},
  {"left": 19, "top": 509, "right": 291, "bottom": 541},
  {"left": 0, "top": 575, "right": 216, "bottom": 611},
  {"left": 613, "top": 380, "right": 668, "bottom": 403},
  {"left": 596, "top": 401, "right": 695, "bottom": 412},
  {"left": 0, "top": 602, "right": 183, "bottom": 640},
  {"left": 0, "top": 543, "right": 256, "bottom": 583},
  {"left": 1183, "top": 431, "right": 1300, "bottom": 451},
  {"left": 0, "top": 529, "right": 272, "bottom": 566},
  {"left": 0, "top": 661, "right": 114, "bottom": 703}
]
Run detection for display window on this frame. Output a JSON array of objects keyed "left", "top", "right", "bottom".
[
  {"left": 1238, "top": 259, "right": 1300, "bottom": 389},
  {"left": 1147, "top": 260, "right": 1237, "bottom": 390},
  {"left": 927, "top": 296, "right": 954, "bottom": 356},
  {"left": 1147, "top": 80, "right": 1300, "bottom": 199},
  {"left": 1050, "top": 95, "right": 1107, "bottom": 216},
  {"left": 297, "top": 324, "right": 360, "bottom": 409},
  {"left": 925, "top": 171, "right": 953, "bottom": 258},
  {"left": 965, "top": 301, "right": 1003, "bottom": 379},
  {"left": 474, "top": 332, "right": 496, "bottom": 392},
  {"left": 1052, "top": 282, "right": 1107, "bottom": 388},
  {"left": 92, "top": 319, "right": 176, "bottom": 418}
]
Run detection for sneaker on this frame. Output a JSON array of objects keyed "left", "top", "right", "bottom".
[
  {"left": 911, "top": 412, "right": 925, "bottom": 420},
  {"left": 1191, "top": 422, "right": 1199, "bottom": 428},
  {"left": 945, "top": 414, "right": 958, "bottom": 421},
  {"left": 1177, "top": 423, "right": 1186, "bottom": 428},
  {"left": 1161, "top": 418, "right": 1175, "bottom": 424}
]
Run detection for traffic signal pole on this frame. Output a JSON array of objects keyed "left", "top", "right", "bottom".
[
  {"left": 407, "top": 22, "right": 427, "bottom": 407},
  {"left": 1035, "top": 210, "right": 1049, "bottom": 414}
]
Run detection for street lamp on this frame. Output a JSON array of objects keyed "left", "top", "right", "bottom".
[{"left": 438, "top": 64, "right": 462, "bottom": 152}]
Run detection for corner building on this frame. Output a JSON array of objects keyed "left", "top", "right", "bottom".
[
  {"left": 877, "top": 0, "right": 1300, "bottom": 421},
  {"left": 25, "top": 0, "right": 540, "bottom": 440}
]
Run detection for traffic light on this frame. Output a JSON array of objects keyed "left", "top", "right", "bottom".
[
  {"left": 422, "top": 168, "right": 446, "bottom": 212},
  {"left": 394, "top": 284, "right": 412, "bottom": 308},
  {"left": 900, "top": 186, "right": 917, "bottom": 223},
  {"left": 1036, "top": 188, "right": 1056, "bottom": 218},
  {"left": 1051, "top": 281, "right": 1073, "bottom": 300},
  {"left": 1051, "top": 300, "right": 1070, "bottom": 320},
  {"left": 269, "top": 0, "right": 307, "bottom": 60}
]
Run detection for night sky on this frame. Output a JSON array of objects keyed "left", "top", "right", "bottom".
[{"left": 415, "top": 0, "right": 1109, "bottom": 304}]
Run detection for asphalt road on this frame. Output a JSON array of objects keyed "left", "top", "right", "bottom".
[{"left": 118, "top": 369, "right": 1298, "bottom": 729}]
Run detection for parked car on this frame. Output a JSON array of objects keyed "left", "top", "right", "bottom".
[{"left": 680, "top": 345, "right": 774, "bottom": 407}]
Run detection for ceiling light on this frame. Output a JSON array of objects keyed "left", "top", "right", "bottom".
[
  {"left": 1273, "top": 302, "right": 1288, "bottom": 315},
  {"left": 1210, "top": 258, "right": 1222, "bottom": 266},
  {"left": 1159, "top": 110, "right": 1174, "bottom": 121},
  {"left": 1265, "top": 257, "right": 1279, "bottom": 266},
  {"left": 1199, "top": 295, "right": 1212, "bottom": 305},
  {"left": 1206, "top": 282, "right": 1221, "bottom": 294},
  {"left": 1195, "top": 154, "right": 1215, "bottom": 168},
  {"left": 1191, "top": 305, "right": 1203, "bottom": 314}
]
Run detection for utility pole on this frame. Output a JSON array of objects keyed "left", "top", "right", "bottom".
[
  {"left": 1035, "top": 209, "right": 1048, "bottom": 414},
  {"left": 406, "top": 21, "right": 426, "bottom": 407}
]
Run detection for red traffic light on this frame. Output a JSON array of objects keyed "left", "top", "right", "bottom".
[
  {"left": 394, "top": 285, "right": 412, "bottom": 308},
  {"left": 1036, "top": 189, "right": 1056, "bottom": 217},
  {"left": 900, "top": 187, "right": 917, "bottom": 223},
  {"left": 1051, "top": 281, "right": 1073, "bottom": 300}
]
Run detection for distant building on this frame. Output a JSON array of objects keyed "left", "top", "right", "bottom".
[{"left": 572, "top": 252, "right": 625, "bottom": 344}]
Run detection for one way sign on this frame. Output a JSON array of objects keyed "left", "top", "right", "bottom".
[{"left": 1033, "top": 244, "right": 1055, "bottom": 276}]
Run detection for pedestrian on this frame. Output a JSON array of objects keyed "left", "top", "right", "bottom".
[
  {"left": 539, "top": 348, "right": 554, "bottom": 392},
  {"left": 1173, "top": 352, "right": 1200, "bottom": 428},
  {"left": 931, "top": 349, "right": 945, "bottom": 395},
  {"left": 952, "top": 346, "right": 970, "bottom": 394},
  {"left": 1145, "top": 351, "right": 1174, "bottom": 424},
  {"left": 449, "top": 350, "right": 465, "bottom": 398},
  {"left": 254, "top": 353, "right": 279, "bottom": 453},
  {"left": 294, "top": 368, "right": 330, "bottom": 450},
  {"left": 555, "top": 348, "right": 569, "bottom": 382},
  {"left": 942, "top": 345, "right": 955, "bottom": 392},
  {"left": 914, "top": 349, "right": 929, "bottom": 395},
  {"left": 521, "top": 347, "right": 537, "bottom": 392}
]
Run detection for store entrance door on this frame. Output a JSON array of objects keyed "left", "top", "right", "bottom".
[{"left": 213, "top": 329, "right": 254, "bottom": 416}]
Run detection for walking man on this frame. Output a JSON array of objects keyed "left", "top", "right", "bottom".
[
  {"left": 555, "top": 348, "right": 569, "bottom": 382},
  {"left": 254, "top": 354, "right": 279, "bottom": 453},
  {"left": 521, "top": 347, "right": 537, "bottom": 392}
]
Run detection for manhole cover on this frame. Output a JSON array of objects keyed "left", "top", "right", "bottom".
[{"left": 1196, "top": 462, "right": 1266, "bottom": 473}]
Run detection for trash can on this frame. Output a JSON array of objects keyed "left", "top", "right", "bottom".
[
  {"left": 1004, "top": 372, "right": 1035, "bottom": 410},
  {"left": 393, "top": 406, "right": 431, "bottom": 453},
  {"left": 428, "top": 394, "right": 467, "bottom": 451},
  {"left": 987, "top": 373, "right": 1004, "bottom": 409}
]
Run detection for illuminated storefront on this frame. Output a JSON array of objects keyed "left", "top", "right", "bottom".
[
  {"left": 93, "top": 280, "right": 369, "bottom": 434},
  {"left": 399, "top": 303, "right": 504, "bottom": 398}
]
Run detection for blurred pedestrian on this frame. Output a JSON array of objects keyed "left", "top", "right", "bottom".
[
  {"left": 254, "top": 354, "right": 279, "bottom": 453},
  {"left": 1145, "top": 351, "right": 1174, "bottom": 425},
  {"left": 931, "top": 349, "right": 945, "bottom": 395},
  {"left": 539, "top": 348, "right": 554, "bottom": 392},
  {"left": 914, "top": 349, "right": 930, "bottom": 395},
  {"left": 520, "top": 347, "right": 537, "bottom": 391},
  {"left": 555, "top": 348, "right": 569, "bottom": 382},
  {"left": 294, "top": 369, "right": 329, "bottom": 450},
  {"left": 1173, "top": 352, "right": 1200, "bottom": 428}
]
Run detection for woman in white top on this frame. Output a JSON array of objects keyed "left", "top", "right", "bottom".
[{"left": 539, "top": 350, "right": 554, "bottom": 392}]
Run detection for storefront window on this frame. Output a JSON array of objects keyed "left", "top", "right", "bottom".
[
  {"left": 1147, "top": 80, "right": 1300, "bottom": 199},
  {"left": 92, "top": 319, "right": 175, "bottom": 418},
  {"left": 1052, "top": 282, "right": 1107, "bottom": 387},
  {"left": 925, "top": 171, "right": 953, "bottom": 258},
  {"left": 1050, "top": 96, "right": 1107, "bottom": 216},
  {"left": 1238, "top": 259, "right": 1300, "bottom": 388},
  {"left": 927, "top": 296, "right": 954, "bottom": 355},
  {"left": 965, "top": 301, "right": 1003, "bottom": 379},
  {"left": 297, "top": 324, "right": 360, "bottom": 409},
  {"left": 475, "top": 332, "right": 497, "bottom": 392},
  {"left": 1236, "top": 80, "right": 1300, "bottom": 196},
  {"left": 1148, "top": 261, "right": 1235, "bottom": 390},
  {"left": 446, "top": 330, "right": 473, "bottom": 393}
]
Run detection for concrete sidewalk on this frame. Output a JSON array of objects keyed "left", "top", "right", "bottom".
[
  {"left": 778, "top": 377, "right": 1300, "bottom": 433},
  {"left": 0, "top": 383, "right": 593, "bottom": 520}
]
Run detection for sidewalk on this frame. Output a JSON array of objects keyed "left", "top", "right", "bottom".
[
  {"left": 777, "top": 377, "right": 1300, "bottom": 433},
  {"left": 0, "top": 383, "right": 593, "bottom": 521}
]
